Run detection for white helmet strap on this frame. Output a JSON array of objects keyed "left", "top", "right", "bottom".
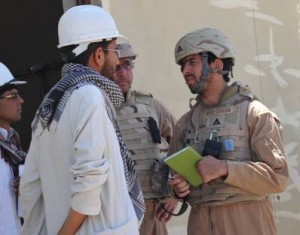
[{"left": 72, "top": 42, "right": 90, "bottom": 57}]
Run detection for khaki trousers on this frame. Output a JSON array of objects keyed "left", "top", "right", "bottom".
[
  {"left": 188, "top": 197, "right": 276, "bottom": 235},
  {"left": 140, "top": 199, "right": 168, "bottom": 235}
]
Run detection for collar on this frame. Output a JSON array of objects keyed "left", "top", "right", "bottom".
[
  {"left": 0, "top": 127, "right": 12, "bottom": 141},
  {"left": 124, "top": 88, "right": 133, "bottom": 101}
]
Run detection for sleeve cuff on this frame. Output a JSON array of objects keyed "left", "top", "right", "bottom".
[{"left": 70, "top": 189, "right": 101, "bottom": 215}]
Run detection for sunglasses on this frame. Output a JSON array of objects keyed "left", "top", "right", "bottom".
[
  {"left": 103, "top": 48, "right": 120, "bottom": 57},
  {"left": 115, "top": 60, "right": 135, "bottom": 72},
  {"left": 0, "top": 92, "right": 21, "bottom": 100}
]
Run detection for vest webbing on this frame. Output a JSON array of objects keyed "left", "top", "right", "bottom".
[
  {"left": 184, "top": 83, "right": 262, "bottom": 206},
  {"left": 117, "top": 90, "right": 169, "bottom": 198}
]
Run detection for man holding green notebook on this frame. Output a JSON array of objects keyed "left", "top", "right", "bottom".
[{"left": 168, "top": 28, "right": 289, "bottom": 235}]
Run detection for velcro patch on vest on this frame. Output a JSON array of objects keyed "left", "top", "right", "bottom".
[{"left": 204, "top": 107, "right": 233, "bottom": 129}]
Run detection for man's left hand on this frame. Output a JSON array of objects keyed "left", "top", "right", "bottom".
[{"left": 156, "top": 198, "right": 178, "bottom": 223}]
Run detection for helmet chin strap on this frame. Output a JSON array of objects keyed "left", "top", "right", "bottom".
[
  {"left": 190, "top": 52, "right": 229, "bottom": 94},
  {"left": 190, "top": 52, "right": 209, "bottom": 94}
]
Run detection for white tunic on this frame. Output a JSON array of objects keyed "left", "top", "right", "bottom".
[
  {"left": 20, "top": 85, "right": 139, "bottom": 235},
  {"left": 0, "top": 128, "right": 21, "bottom": 235}
]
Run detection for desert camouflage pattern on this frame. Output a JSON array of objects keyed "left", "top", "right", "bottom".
[
  {"left": 174, "top": 28, "right": 235, "bottom": 64},
  {"left": 117, "top": 90, "right": 169, "bottom": 199}
]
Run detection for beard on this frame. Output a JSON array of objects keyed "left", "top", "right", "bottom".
[
  {"left": 189, "top": 83, "right": 202, "bottom": 94},
  {"left": 101, "top": 60, "right": 115, "bottom": 80},
  {"left": 189, "top": 77, "right": 210, "bottom": 94},
  {"left": 185, "top": 74, "right": 203, "bottom": 94}
]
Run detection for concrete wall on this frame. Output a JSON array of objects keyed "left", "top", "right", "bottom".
[{"left": 108, "top": 1, "right": 300, "bottom": 234}]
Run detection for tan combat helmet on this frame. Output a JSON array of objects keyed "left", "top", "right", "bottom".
[
  {"left": 174, "top": 28, "right": 235, "bottom": 64},
  {"left": 116, "top": 39, "right": 137, "bottom": 59}
]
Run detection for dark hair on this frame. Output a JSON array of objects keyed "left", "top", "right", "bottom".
[
  {"left": 0, "top": 84, "right": 15, "bottom": 96},
  {"left": 59, "top": 39, "right": 114, "bottom": 65},
  {"left": 206, "top": 52, "right": 235, "bottom": 82}
]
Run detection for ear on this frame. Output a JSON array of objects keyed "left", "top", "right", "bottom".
[
  {"left": 211, "top": 58, "right": 223, "bottom": 72},
  {"left": 87, "top": 47, "right": 105, "bottom": 71},
  {"left": 94, "top": 47, "right": 105, "bottom": 68}
]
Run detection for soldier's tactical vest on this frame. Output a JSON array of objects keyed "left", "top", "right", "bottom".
[
  {"left": 117, "top": 90, "right": 169, "bottom": 199},
  {"left": 184, "top": 82, "right": 264, "bottom": 207}
]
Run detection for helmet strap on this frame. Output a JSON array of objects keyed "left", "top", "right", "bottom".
[
  {"left": 72, "top": 42, "right": 90, "bottom": 57},
  {"left": 190, "top": 52, "right": 209, "bottom": 94}
]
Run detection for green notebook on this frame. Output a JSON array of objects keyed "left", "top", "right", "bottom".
[{"left": 164, "top": 146, "right": 203, "bottom": 187}]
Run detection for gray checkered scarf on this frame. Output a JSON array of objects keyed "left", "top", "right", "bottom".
[{"left": 32, "top": 63, "right": 145, "bottom": 220}]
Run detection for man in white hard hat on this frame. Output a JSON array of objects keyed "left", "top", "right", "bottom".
[
  {"left": 113, "top": 40, "right": 178, "bottom": 235},
  {"left": 20, "top": 5, "right": 143, "bottom": 235},
  {"left": 0, "top": 62, "right": 26, "bottom": 235},
  {"left": 168, "top": 28, "right": 289, "bottom": 235}
]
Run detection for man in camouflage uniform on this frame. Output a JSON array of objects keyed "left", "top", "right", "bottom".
[
  {"left": 113, "top": 40, "right": 178, "bottom": 235},
  {"left": 168, "top": 28, "right": 289, "bottom": 235}
]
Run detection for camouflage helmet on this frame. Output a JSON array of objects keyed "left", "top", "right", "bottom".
[
  {"left": 116, "top": 39, "right": 137, "bottom": 59},
  {"left": 174, "top": 28, "right": 235, "bottom": 64}
]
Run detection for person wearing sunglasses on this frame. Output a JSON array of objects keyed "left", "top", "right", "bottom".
[
  {"left": 0, "top": 62, "right": 26, "bottom": 235},
  {"left": 113, "top": 39, "right": 178, "bottom": 235}
]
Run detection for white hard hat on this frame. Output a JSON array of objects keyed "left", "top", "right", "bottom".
[
  {"left": 57, "top": 5, "right": 125, "bottom": 56},
  {"left": 0, "top": 62, "right": 26, "bottom": 88}
]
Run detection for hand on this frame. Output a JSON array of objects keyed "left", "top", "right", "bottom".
[
  {"left": 168, "top": 174, "right": 190, "bottom": 198},
  {"left": 196, "top": 156, "right": 228, "bottom": 183},
  {"left": 156, "top": 198, "right": 178, "bottom": 223}
]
